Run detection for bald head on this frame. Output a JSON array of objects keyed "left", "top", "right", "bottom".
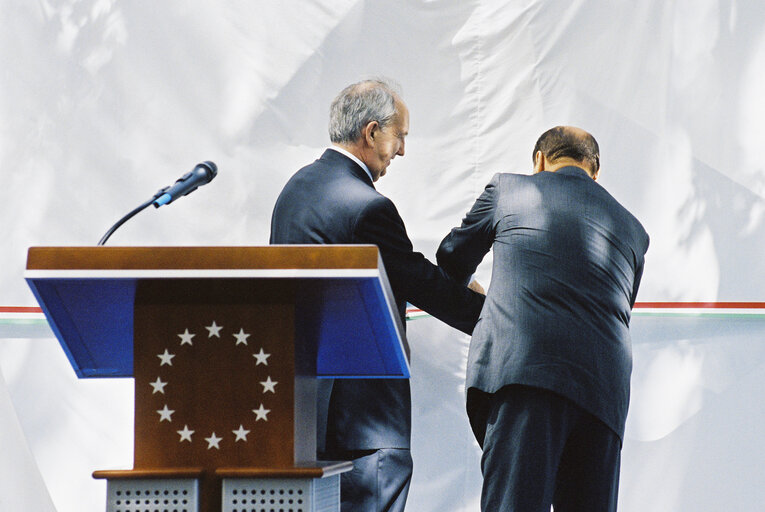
[{"left": 532, "top": 126, "right": 600, "bottom": 178}]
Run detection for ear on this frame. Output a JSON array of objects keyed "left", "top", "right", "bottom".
[
  {"left": 533, "top": 151, "right": 544, "bottom": 174},
  {"left": 363, "top": 121, "right": 379, "bottom": 146},
  {"left": 592, "top": 167, "right": 600, "bottom": 181}
]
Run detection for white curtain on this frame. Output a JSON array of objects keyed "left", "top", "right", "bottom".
[
  {"left": 0, "top": 365, "right": 56, "bottom": 511},
  {"left": 2, "top": 1, "right": 764, "bottom": 510}
]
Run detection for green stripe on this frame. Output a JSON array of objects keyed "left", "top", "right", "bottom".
[
  {"left": 0, "top": 319, "right": 49, "bottom": 325},
  {"left": 4, "top": 314, "right": 765, "bottom": 324}
]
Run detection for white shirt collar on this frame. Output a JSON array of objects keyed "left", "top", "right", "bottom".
[{"left": 328, "top": 145, "right": 374, "bottom": 183}]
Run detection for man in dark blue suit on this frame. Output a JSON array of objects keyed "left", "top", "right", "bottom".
[
  {"left": 270, "top": 79, "right": 485, "bottom": 512},
  {"left": 437, "top": 126, "right": 649, "bottom": 511}
]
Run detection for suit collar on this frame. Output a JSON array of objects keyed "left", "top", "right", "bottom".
[
  {"left": 327, "top": 146, "right": 375, "bottom": 183},
  {"left": 320, "top": 149, "right": 375, "bottom": 188}
]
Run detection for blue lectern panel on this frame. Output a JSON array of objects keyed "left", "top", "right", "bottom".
[
  {"left": 26, "top": 278, "right": 135, "bottom": 378},
  {"left": 310, "top": 279, "right": 408, "bottom": 378},
  {"left": 27, "top": 275, "right": 408, "bottom": 379}
]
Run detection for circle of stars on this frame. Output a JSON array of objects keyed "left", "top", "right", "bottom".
[{"left": 151, "top": 320, "right": 277, "bottom": 450}]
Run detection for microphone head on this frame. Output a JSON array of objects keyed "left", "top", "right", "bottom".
[{"left": 199, "top": 161, "right": 218, "bottom": 182}]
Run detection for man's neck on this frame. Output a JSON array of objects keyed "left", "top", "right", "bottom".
[
  {"left": 535, "top": 155, "right": 597, "bottom": 180},
  {"left": 545, "top": 157, "right": 586, "bottom": 173},
  {"left": 333, "top": 142, "right": 364, "bottom": 161}
]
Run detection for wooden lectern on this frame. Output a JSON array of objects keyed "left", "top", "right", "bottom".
[{"left": 25, "top": 246, "right": 409, "bottom": 512}]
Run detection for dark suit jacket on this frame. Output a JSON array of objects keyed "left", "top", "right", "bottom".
[
  {"left": 437, "top": 167, "right": 649, "bottom": 443},
  {"left": 270, "top": 148, "right": 485, "bottom": 450}
]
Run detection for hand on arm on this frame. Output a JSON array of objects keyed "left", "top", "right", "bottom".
[
  {"left": 355, "top": 196, "right": 485, "bottom": 334},
  {"left": 468, "top": 279, "right": 486, "bottom": 295}
]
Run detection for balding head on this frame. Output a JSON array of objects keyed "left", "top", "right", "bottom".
[
  {"left": 532, "top": 126, "right": 600, "bottom": 178},
  {"left": 328, "top": 79, "right": 402, "bottom": 144}
]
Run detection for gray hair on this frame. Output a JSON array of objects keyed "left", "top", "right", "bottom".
[{"left": 328, "top": 79, "right": 401, "bottom": 144}]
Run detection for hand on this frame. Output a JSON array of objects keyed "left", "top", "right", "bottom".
[{"left": 468, "top": 279, "right": 486, "bottom": 295}]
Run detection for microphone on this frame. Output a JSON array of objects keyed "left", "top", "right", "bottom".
[
  {"left": 97, "top": 161, "right": 219, "bottom": 245},
  {"left": 153, "top": 161, "right": 218, "bottom": 207}
]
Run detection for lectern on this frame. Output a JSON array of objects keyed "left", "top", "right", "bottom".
[{"left": 25, "top": 246, "right": 409, "bottom": 512}]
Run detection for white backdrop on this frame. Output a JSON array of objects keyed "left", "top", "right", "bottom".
[{"left": 2, "top": 1, "right": 765, "bottom": 510}]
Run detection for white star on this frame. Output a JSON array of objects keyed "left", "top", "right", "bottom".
[
  {"left": 157, "top": 349, "right": 175, "bottom": 366},
  {"left": 233, "top": 328, "right": 250, "bottom": 346},
  {"left": 232, "top": 425, "right": 250, "bottom": 442},
  {"left": 252, "top": 403, "right": 271, "bottom": 421},
  {"left": 178, "top": 329, "right": 195, "bottom": 346},
  {"left": 157, "top": 405, "right": 175, "bottom": 422},
  {"left": 205, "top": 432, "right": 222, "bottom": 450},
  {"left": 253, "top": 348, "right": 271, "bottom": 366},
  {"left": 149, "top": 377, "right": 167, "bottom": 394},
  {"left": 260, "top": 376, "right": 277, "bottom": 394},
  {"left": 205, "top": 321, "right": 223, "bottom": 338},
  {"left": 177, "top": 425, "right": 194, "bottom": 443}
]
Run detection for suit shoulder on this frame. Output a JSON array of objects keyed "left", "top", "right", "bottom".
[
  {"left": 493, "top": 171, "right": 535, "bottom": 186},
  {"left": 593, "top": 185, "right": 650, "bottom": 254},
  {"left": 360, "top": 189, "right": 395, "bottom": 209}
]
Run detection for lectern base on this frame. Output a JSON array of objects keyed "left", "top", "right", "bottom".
[
  {"left": 105, "top": 478, "right": 199, "bottom": 512},
  {"left": 95, "top": 463, "right": 353, "bottom": 512},
  {"left": 222, "top": 476, "right": 339, "bottom": 512},
  {"left": 102, "top": 476, "right": 340, "bottom": 512}
]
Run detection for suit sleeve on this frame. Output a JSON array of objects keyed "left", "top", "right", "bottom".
[
  {"left": 436, "top": 174, "right": 499, "bottom": 284},
  {"left": 630, "top": 232, "right": 649, "bottom": 308},
  {"left": 354, "top": 196, "right": 485, "bottom": 335}
]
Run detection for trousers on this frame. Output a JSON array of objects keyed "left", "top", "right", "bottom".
[
  {"left": 479, "top": 385, "right": 622, "bottom": 512},
  {"left": 321, "top": 447, "right": 412, "bottom": 512}
]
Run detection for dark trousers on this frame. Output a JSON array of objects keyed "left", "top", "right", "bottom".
[
  {"left": 479, "top": 385, "right": 622, "bottom": 512},
  {"left": 321, "top": 448, "right": 412, "bottom": 512}
]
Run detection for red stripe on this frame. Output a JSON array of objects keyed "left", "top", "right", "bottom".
[
  {"left": 0, "top": 306, "right": 43, "bottom": 313},
  {"left": 634, "top": 302, "right": 765, "bottom": 309}
]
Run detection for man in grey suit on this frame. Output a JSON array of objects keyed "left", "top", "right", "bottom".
[
  {"left": 437, "top": 126, "right": 649, "bottom": 511},
  {"left": 270, "top": 79, "right": 485, "bottom": 512}
]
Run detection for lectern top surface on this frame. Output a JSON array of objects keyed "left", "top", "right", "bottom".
[{"left": 26, "top": 245, "right": 381, "bottom": 271}]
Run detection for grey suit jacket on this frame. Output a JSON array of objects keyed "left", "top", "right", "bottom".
[
  {"left": 270, "top": 149, "right": 484, "bottom": 450},
  {"left": 437, "top": 167, "right": 649, "bottom": 442}
]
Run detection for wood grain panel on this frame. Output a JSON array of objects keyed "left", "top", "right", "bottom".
[{"left": 27, "top": 246, "right": 380, "bottom": 270}]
